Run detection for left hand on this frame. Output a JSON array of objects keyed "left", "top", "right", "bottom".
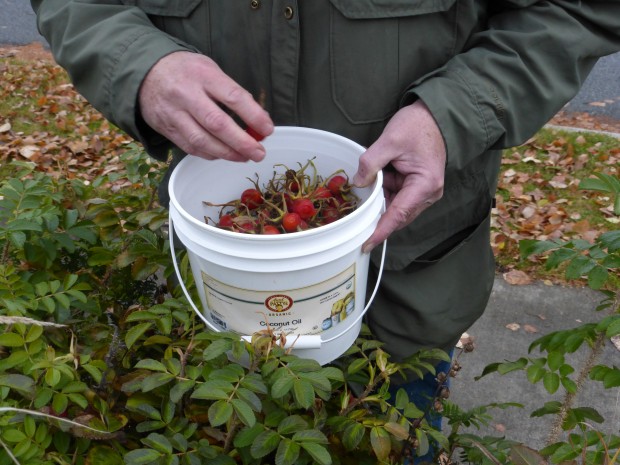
[{"left": 352, "top": 100, "right": 447, "bottom": 253}]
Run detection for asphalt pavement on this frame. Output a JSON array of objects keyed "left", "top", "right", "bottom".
[{"left": 4, "top": 1, "right": 620, "bottom": 455}]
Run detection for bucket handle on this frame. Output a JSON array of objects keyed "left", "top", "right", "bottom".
[{"left": 168, "top": 213, "right": 385, "bottom": 350}]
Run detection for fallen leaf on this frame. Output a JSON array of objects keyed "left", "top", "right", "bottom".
[
  {"left": 0, "top": 121, "right": 11, "bottom": 133},
  {"left": 523, "top": 324, "right": 538, "bottom": 334},
  {"left": 503, "top": 270, "right": 532, "bottom": 285},
  {"left": 19, "top": 145, "right": 40, "bottom": 160},
  {"left": 506, "top": 323, "right": 521, "bottom": 331},
  {"left": 588, "top": 101, "right": 607, "bottom": 107},
  {"left": 612, "top": 335, "right": 620, "bottom": 352},
  {"left": 493, "top": 423, "right": 506, "bottom": 433}
]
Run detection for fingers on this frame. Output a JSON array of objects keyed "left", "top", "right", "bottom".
[
  {"left": 139, "top": 51, "right": 274, "bottom": 162},
  {"left": 362, "top": 173, "right": 442, "bottom": 253}
]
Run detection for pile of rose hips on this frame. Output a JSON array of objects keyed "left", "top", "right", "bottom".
[{"left": 204, "top": 158, "right": 360, "bottom": 234}]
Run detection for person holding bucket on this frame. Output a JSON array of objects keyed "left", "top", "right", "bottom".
[{"left": 31, "top": 0, "right": 620, "bottom": 462}]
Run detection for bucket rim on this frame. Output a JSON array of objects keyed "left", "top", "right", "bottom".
[{"left": 168, "top": 126, "right": 384, "bottom": 242}]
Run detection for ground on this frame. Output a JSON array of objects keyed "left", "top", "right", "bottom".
[{"left": 3, "top": 42, "right": 620, "bottom": 135}]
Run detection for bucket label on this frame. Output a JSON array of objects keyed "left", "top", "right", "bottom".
[{"left": 201, "top": 264, "right": 356, "bottom": 336}]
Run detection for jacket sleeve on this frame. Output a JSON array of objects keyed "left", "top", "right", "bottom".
[
  {"left": 30, "top": 0, "right": 198, "bottom": 160},
  {"left": 403, "top": 1, "right": 620, "bottom": 171}
]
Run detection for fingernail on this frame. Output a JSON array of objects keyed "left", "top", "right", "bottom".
[
  {"left": 251, "top": 148, "right": 266, "bottom": 161},
  {"left": 362, "top": 242, "right": 375, "bottom": 254},
  {"left": 352, "top": 175, "right": 363, "bottom": 187}
]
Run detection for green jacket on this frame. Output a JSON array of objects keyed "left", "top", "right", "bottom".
[{"left": 31, "top": 0, "right": 620, "bottom": 269}]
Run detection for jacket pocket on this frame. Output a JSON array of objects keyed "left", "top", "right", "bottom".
[
  {"left": 328, "top": 0, "right": 458, "bottom": 124},
  {"left": 119, "top": 0, "right": 200, "bottom": 17},
  {"left": 372, "top": 166, "right": 492, "bottom": 271}
]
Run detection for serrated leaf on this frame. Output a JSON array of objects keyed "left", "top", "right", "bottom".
[
  {"left": 384, "top": 422, "right": 409, "bottom": 440},
  {"left": 293, "top": 378, "right": 314, "bottom": 409},
  {"left": 142, "top": 433, "right": 172, "bottom": 454},
  {"left": 232, "top": 398, "right": 255, "bottom": 427},
  {"left": 300, "top": 442, "right": 331, "bottom": 465},
  {"left": 291, "top": 430, "right": 328, "bottom": 444},
  {"left": 202, "top": 338, "right": 233, "bottom": 361},
  {"left": 124, "top": 448, "right": 162, "bottom": 465},
  {"left": 543, "top": 372, "right": 560, "bottom": 394},
  {"left": 208, "top": 400, "right": 233, "bottom": 427},
  {"left": 277, "top": 415, "right": 308, "bottom": 435},
  {"left": 370, "top": 427, "right": 391, "bottom": 461},
  {"left": 250, "top": 430, "right": 281, "bottom": 459},
  {"left": 125, "top": 322, "right": 152, "bottom": 350},
  {"left": 587, "top": 265, "right": 608, "bottom": 289},
  {"left": 342, "top": 422, "right": 365, "bottom": 451},
  {"left": 236, "top": 387, "right": 261, "bottom": 412},
  {"left": 271, "top": 374, "right": 295, "bottom": 398},
  {"left": 275, "top": 438, "right": 300, "bottom": 465},
  {"left": 234, "top": 423, "right": 264, "bottom": 448},
  {"left": 347, "top": 358, "right": 368, "bottom": 375},
  {"left": 169, "top": 379, "right": 195, "bottom": 403},
  {"left": 135, "top": 359, "right": 168, "bottom": 372},
  {"left": 141, "top": 373, "right": 175, "bottom": 392}
]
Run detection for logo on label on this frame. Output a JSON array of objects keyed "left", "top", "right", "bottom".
[{"left": 265, "top": 294, "right": 293, "bottom": 313}]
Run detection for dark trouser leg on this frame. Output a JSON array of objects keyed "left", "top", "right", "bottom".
[{"left": 367, "top": 213, "right": 495, "bottom": 463}]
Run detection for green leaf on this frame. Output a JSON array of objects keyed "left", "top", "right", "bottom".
[
  {"left": 277, "top": 415, "right": 308, "bottom": 435},
  {"left": 234, "top": 423, "right": 264, "bottom": 449},
  {"left": 519, "top": 239, "right": 558, "bottom": 259},
  {"left": 124, "top": 448, "right": 162, "bottom": 465},
  {"left": 543, "top": 372, "right": 560, "bottom": 394},
  {"left": 169, "top": 379, "right": 195, "bottom": 403},
  {"left": 240, "top": 374, "right": 268, "bottom": 394},
  {"left": 0, "top": 374, "right": 35, "bottom": 397},
  {"left": 125, "top": 322, "right": 152, "bottom": 350},
  {"left": 250, "top": 430, "right": 281, "bottom": 459},
  {"left": 415, "top": 429, "right": 429, "bottom": 457},
  {"left": 135, "top": 359, "right": 169, "bottom": 372},
  {"left": 202, "top": 338, "right": 233, "bottom": 361},
  {"left": 52, "top": 393, "right": 69, "bottom": 414},
  {"left": 292, "top": 378, "right": 314, "bottom": 409},
  {"left": 526, "top": 364, "right": 546, "bottom": 384},
  {"left": 231, "top": 398, "right": 256, "bottom": 427},
  {"left": 87, "top": 445, "right": 124, "bottom": 465},
  {"left": 587, "top": 265, "right": 608, "bottom": 289},
  {"left": 547, "top": 352, "right": 564, "bottom": 371},
  {"left": 142, "top": 433, "right": 172, "bottom": 454},
  {"left": 271, "top": 374, "right": 295, "bottom": 398},
  {"left": 384, "top": 422, "right": 409, "bottom": 441},
  {"left": 190, "top": 381, "right": 231, "bottom": 400},
  {"left": 291, "top": 430, "right": 328, "bottom": 444},
  {"left": 208, "top": 400, "right": 234, "bottom": 427},
  {"left": 2, "top": 429, "right": 27, "bottom": 443},
  {"left": 342, "top": 422, "right": 365, "bottom": 450},
  {"left": 0, "top": 333, "right": 25, "bottom": 347},
  {"left": 141, "top": 373, "right": 175, "bottom": 392},
  {"left": 236, "top": 387, "right": 261, "bottom": 412},
  {"left": 531, "top": 401, "right": 562, "bottom": 418},
  {"left": 565, "top": 255, "right": 596, "bottom": 280},
  {"left": 370, "top": 427, "right": 391, "bottom": 461},
  {"left": 286, "top": 358, "right": 321, "bottom": 372},
  {"left": 275, "top": 438, "right": 300, "bottom": 465},
  {"left": 300, "top": 442, "right": 332, "bottom": 465},
  {"left": 347, "top": 358, "right": 368, "bottom": 375},
  {"left": 394, "top": 388, "right": 408, "bottom": 410}
]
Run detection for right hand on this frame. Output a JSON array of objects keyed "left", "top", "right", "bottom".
[{"left": 138, "top": 51, "right": 274, "bottom": 162}]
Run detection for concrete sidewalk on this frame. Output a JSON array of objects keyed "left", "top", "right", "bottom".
[{"left": 450, "top": 276, "right": 619, "bottom": 450}]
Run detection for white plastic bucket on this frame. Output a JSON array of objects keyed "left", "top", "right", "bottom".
[{"left": 168, "top": 126, "right": 384, "bottom": 365}]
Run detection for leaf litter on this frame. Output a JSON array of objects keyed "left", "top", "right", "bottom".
[{"left": 1, "top": 45, "right": 618, "bottom": 286}]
